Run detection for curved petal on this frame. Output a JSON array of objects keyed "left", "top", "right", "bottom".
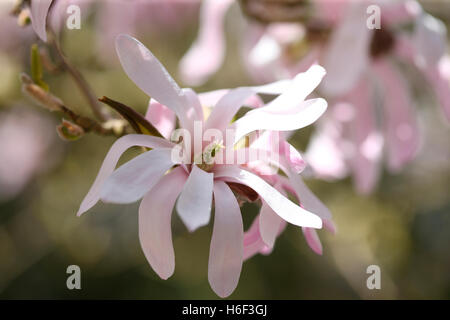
[
  {"left": 287, "top": 173, "right": 332, "bottom": 220},
  {"left": 205, "top": 87, "right": 256, "bottom": 132},
  {"left": 243, "top": 216, "right": 265, "bottom": 261},
  {"left": 214, "top": 166, "right": 322, "bottom": 229},
  {"left": 139, "top": 167, "right": 187, "bottom": 280},
  {"left": 208, "top": 181, "right": 243, "bottom": 298},
  {"left": 179, "top": 0, "right": 234, "bottom": 86},
  {"left": 427, "top": 57, "right": 450, "bottom": 121},
  {"left": 77, "top": 134, "right": 174, "bottom": 216},
  {"left": 115, "top": 34, "right": 189, "bottom": 125},
  {"left": 231, "top": 98, "right": 327, "bottom": 144},
  {"left": 259, "top": 201, "right": 284, "bottom": 249},
  {"left": 321, "top": 2, "right": 370, "bottom": 96},
  {"left": 347, "top": 79, "right": 382, "bottom": 194},
  {"left": 30, "top": 0, "right": 53, "bottom": 42},
  {"left": 262, "top": 65, "right": 326, "bottom": 113},
  {"left": 145, "top": 99, "right": 176, "bottom": 139},
  {"left": 413, "top": 13, "right": 447, "bottom": 68},
  {"left": 100, "top": 148, "right": 176, "bottom": 204},
  {"left": 302, "top": 227, "right": 323, "bottom": 255},
  {"left": 176, "top": 165, "right": 214, "bottom": 232},
  {"left": 372, "top": 60, "right": 420, "bottom": 172}
]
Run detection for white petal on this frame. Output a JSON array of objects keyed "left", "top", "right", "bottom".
[
  {"left": 115, "top": 34, "right": 189, "bottom": 125},
  {"left": 100, "top": 148, "right": 175, "bottom": 204},
  {"left": 78, "top": 134, "right": 174, "bottom": 216},
  {"left": 176, "top": 165, "right": 214, "bottom": 232},
  {"left": 262, "top": 65, "right": 326, "bottom": 113},
  {"left": 231, "top": 98, "right": 327, "bottom": 144},
  {"left": 214, "top": 166, "right": 322, "bottom": 228}
]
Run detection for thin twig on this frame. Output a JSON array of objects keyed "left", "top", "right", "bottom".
[{"left": 51, "top": 36, "right": 109, "bottom": 122}]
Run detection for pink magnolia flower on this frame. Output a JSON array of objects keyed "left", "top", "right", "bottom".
[
  {"left": 235, "top": 0, "right": 450, "bottom": 194},
  {"left": 307, "top": 0, "right": 450, "bottom": 194},
  {"left": 78, "top": 34, "right": 331, "bottom": 297}
]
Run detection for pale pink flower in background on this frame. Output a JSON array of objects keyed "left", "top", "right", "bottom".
[
  {"left": 234, "top": 0, "right": 450, "bottom": 194},
  {"left": 96, "top": 0, "right": 200, "bottom": 63},
  {"left": 77, "top": 34, "right": 331, "bottom": 297},
  {"left": 0, "top": 108, "right": 60, "bottom": 201},
  {"left": 179, "top": 0, "right": 234, "bottom": 85},
  {"left": 306, "top": 0, "right": 450, "bottom": 194}
]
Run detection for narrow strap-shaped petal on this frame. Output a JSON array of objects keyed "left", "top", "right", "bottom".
[
  {"left": 205, "top": 87, "right": 256, "bottom": 133},
  {"left": 145, "top": 99, "right": 176, "bottom": 139},
  {"left": 176, "top": 165, "right": 214, "bottom": 232},
  {"left": 395, "top": 36, "right": 450, "bottom": 121},
  {"left": 287, "top": 172, "right": 332, "bottom": 221},
  {"left": 100, "top": 148, "right": 176, "bottom": 204},
  {"left": 261, "top": 65, "right": 326, "bottom": 113},
  {"left": 179, "top": 0, "right": 234, "bottom": 85},
  {"left": 231, "top": 98, "right": 327, "bottom": 144},
  {"left": 139, "top": 167, "right": 187, "bottom": 280},
  {"left": 259, "top": 201, "right": 284, "bottom": 249},
  {"left": 413, "top": 13, "right": 447, "bottom": 68},
  {"left": 302, "top": 227, "right": 323, "bottom": 255},
  {"left": 30, "top": 0, "right": 53, "bottom": 42},
  {"left": 372, "top": 60, "right": 420, "bottom": 172},
  {"left": 115, "top": 34, "right": 189, "bottom": 126},
  {"left": 208, "top": 181, "right": 243, "bottom": 298},
  {"left": 214, "top": 166, "right": 322, "bottom": 229},
  {"left": 347, "top": 78, "right": 382, "bottom": 194},
  {"left": 78, "top": 134, "right": 174, "bottom": 216},
  {"left": 321, "top": 2, "right": 370, "bottom": 96}
]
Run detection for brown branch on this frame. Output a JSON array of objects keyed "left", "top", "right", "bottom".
[{"left": 51, "top": 36, "right": 109, "bottom": 122}]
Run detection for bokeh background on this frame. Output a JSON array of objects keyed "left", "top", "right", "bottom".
[{"left": 0, "top": 0, "right": 449, "bottom": 299}]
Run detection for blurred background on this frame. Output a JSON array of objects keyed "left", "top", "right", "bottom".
[{"left": 0, "top": 0, "right": 449, "bottom": 299}]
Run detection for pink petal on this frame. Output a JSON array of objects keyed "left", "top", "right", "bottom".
[
  {"left": 243, "top": 216, "right": 265, "bottom": 261},
  {"left": 321, "top": 2, "right": 370, "bottom": 96},
  {"left": 139, "top": 167, "right": 188, "bottom": 280},
  {"left": 208, "top": 181, "right": 243, "bottom": 298},
  {"left": 100, "top": 148, "right": 176, "bottom": 204},
  {"left": 347, "top": 79, "right": 382, "bottom": 194},
  {"left": 302, "top": 227, "right": 323, "bottom": 255},
  {"left": 259, "top": 202, "right": 284, "bottom": 249},
  {"left": 176, "top": 165, "right": 214, "bottom": 232},
  {"left": 425, "top": 57, "right": 450, "bottom": 121},
  {"left": 179, "top": 0, "right": 233, "bottom": 85},
  {"left": 231, "top": 98, "right": 327, "bottom": 144},
  {"left": 77, "top": 134, "right": 174, "bottom": 216},
  {"left": 372, "top": 60, "right": 420, "bottom": 172},
  {"left": 287, "top": 173, "right": 332, "bottom": 221},
  {"left": 413, "top": 13, "right": 447, "bottom": 67},
  {"left": 395, "top": 36, "right": 450, "bottom": 121},
  {"left": 145, "top": 99, "right": 176, "bottom": 139},
  {"left": 214, "top": 166, "right": 322, "bottom": 229},
  {"left": 30, "top": 0, "right": 53, "bottom": 42},
  {"left": 305, "top": 119, "right": 348, "bottom": 180},
  {"left": 115, "top": 34, "right": 190, "bottom": 126}
]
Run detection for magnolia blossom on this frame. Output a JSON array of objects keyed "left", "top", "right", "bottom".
[
  {"left": 240, "top": 0, "right": 450, "bottom": 194},
  {"left": 307, "top": 0, "right": 450, "bottom": 193},
  {"left": 78, "top": 34, "right": 332, "bottom": 297}
]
